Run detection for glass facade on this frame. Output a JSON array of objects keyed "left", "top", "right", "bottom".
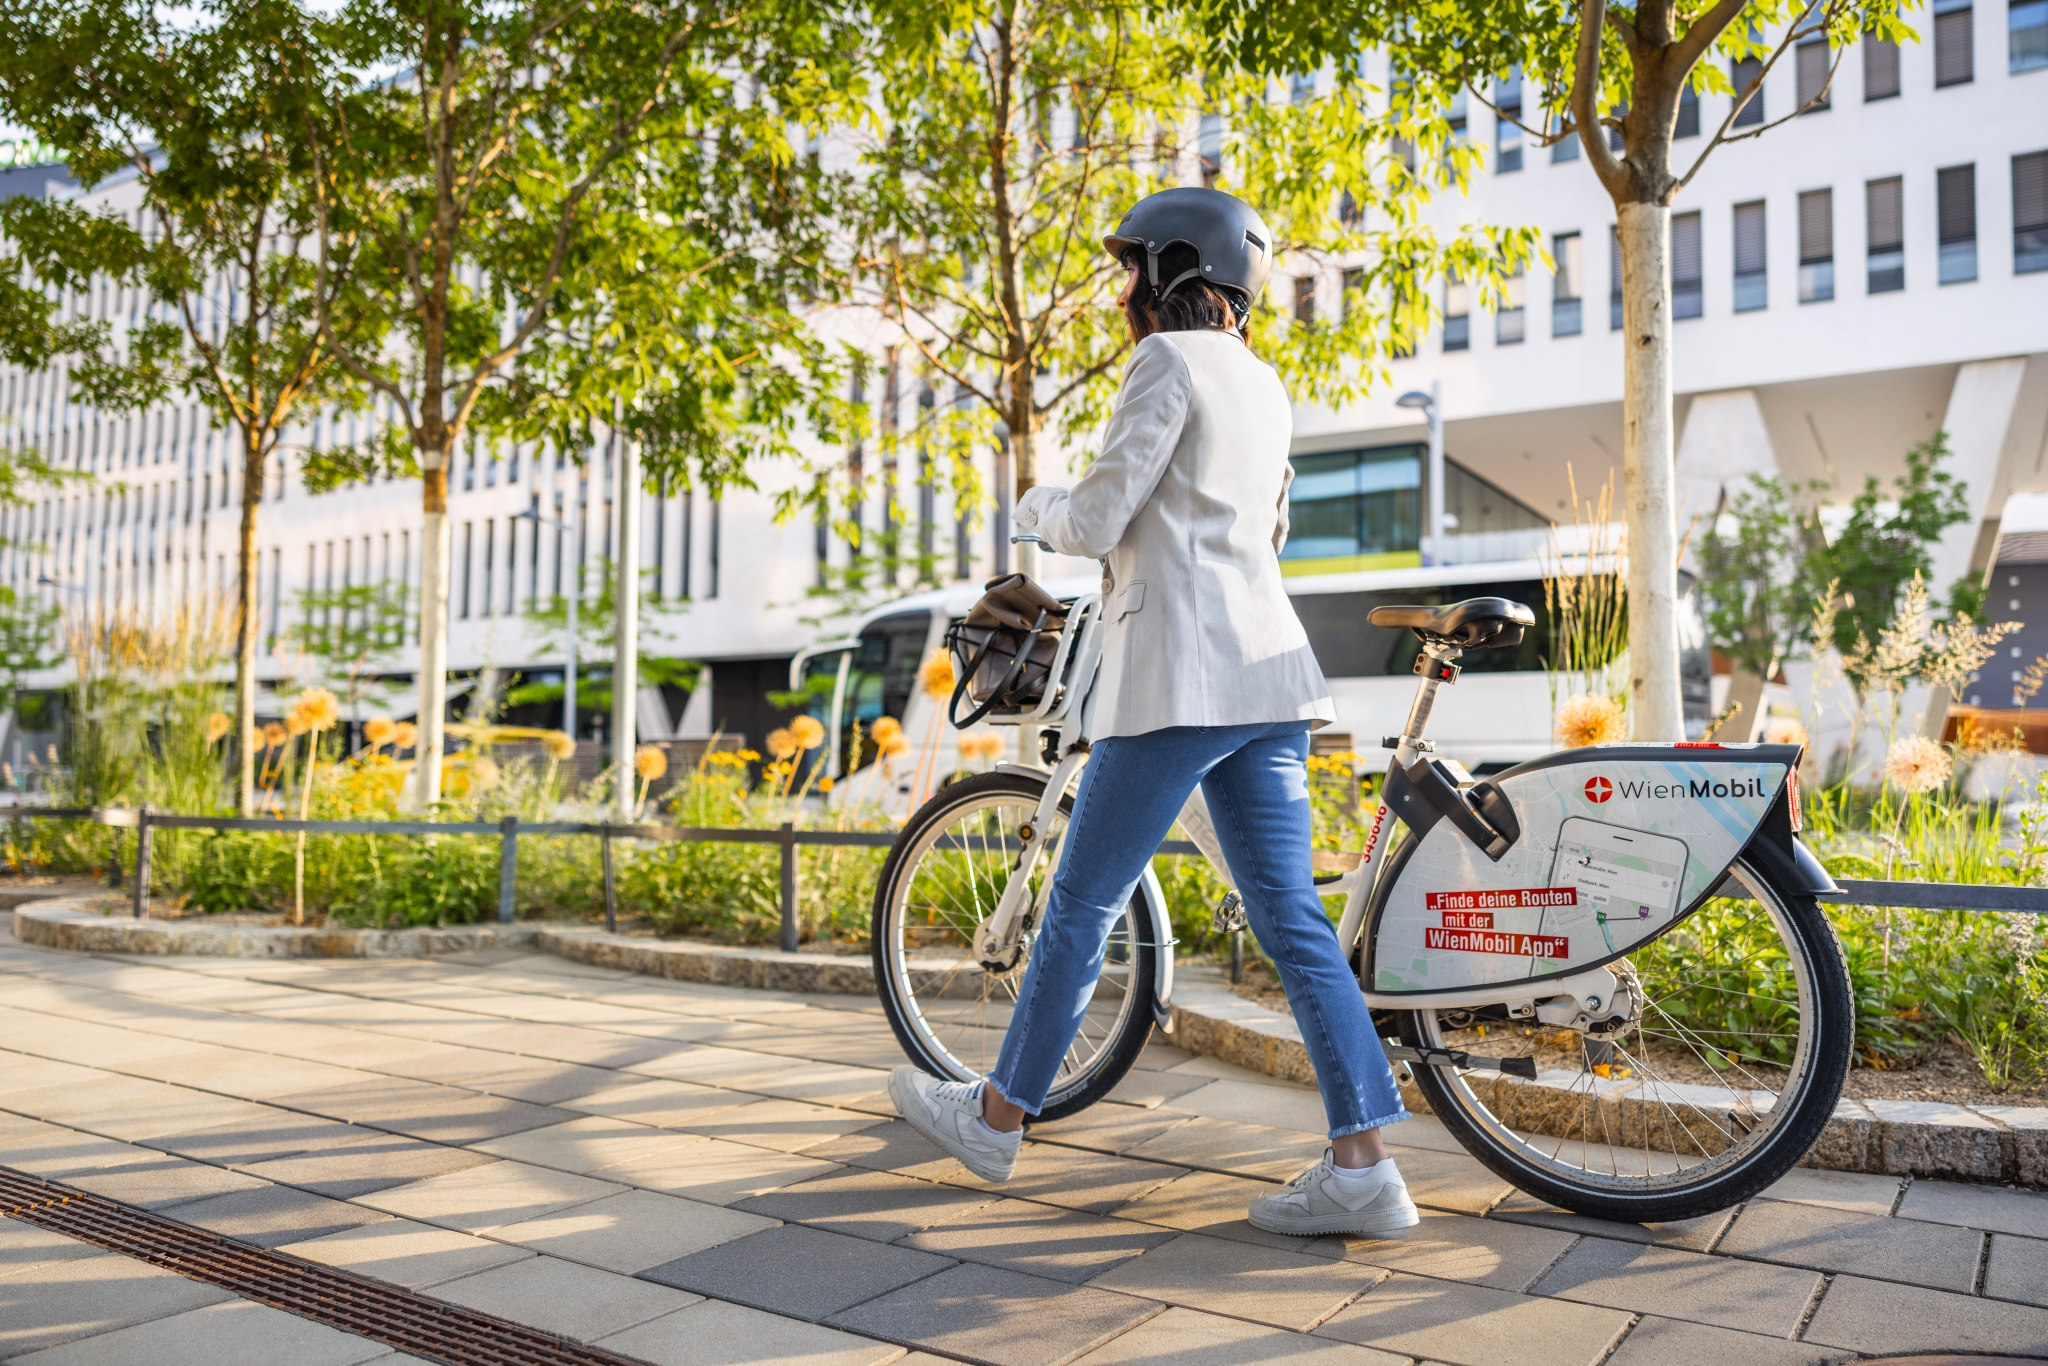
[{"left": 1280, "top": 445, "right": 1423, "bottom": 571}]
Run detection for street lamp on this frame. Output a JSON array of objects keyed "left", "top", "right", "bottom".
[
  {"left": 516, "top": 503, "right": 580, "bottom": 740},
  {"left": 1395, "top": 382, "right": 1445, "bottom": 567}
]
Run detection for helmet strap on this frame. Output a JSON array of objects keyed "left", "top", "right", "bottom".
[{"left": 1159, "top": 267, "right": 1204, "bottom": 297}]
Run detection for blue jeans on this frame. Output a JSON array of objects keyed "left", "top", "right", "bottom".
[{"left": 987, "top": 721, "right": 1408, "bottom": 1138}]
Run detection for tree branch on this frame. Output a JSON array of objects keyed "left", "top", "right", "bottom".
[
  {"left": 1675, "top": 3, "right": 1841, "bottom": 192},
  {"left": 1573, "top": 0, "right": 1629, "bottom": 196}
]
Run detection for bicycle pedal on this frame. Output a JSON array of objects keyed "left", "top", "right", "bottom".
[{"left": 1210, "top": 890, "right": 1247, "bottom": 935}]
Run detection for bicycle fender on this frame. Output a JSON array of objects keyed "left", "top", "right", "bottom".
[
  {"left": 1361, "top": 743, "right": 1804, "bottom": 998},
  {"left": 1138, "top": 864, "right": 1176, "bottom": 1031}
]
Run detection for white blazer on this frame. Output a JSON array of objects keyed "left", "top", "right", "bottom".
[{"left": 1015, "top": 329, "right": 1336, "bottom": 742}]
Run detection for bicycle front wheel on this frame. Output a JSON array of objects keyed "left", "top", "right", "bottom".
[
  {"left": 1400, "top": 853, "right": 1853, "bottom": 1222},
  {"left": 871, "top": 770, "right": 1157, "bottom": 1121}
]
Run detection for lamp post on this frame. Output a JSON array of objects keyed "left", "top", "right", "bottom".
[
  {"left": 611, "top": 411, "right": 640, "bottom": 822},
  {"left": 1396, "top": 382, "right": 1445, "bottom": 567},
  {"left": 515, "top": 504, "right": 579, "bottom": 740}
]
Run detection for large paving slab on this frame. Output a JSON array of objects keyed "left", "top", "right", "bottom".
[
  {"left": 639, "top": 1222, "right": 955, "bottom": 1321},
  {"left": 1717, "top": 1194, "right": 1984, "bottom": 1289},
  {"left": 1803, "top": 1272, "right": 2048, "bottom": 1354},
  {"left": 3, "top": 1296, "right": 393, "bottom": 1366},
  {"left": 428, "top": 1253, "right": 701, "bottom": 1341},
  {"left": 1529, "top": 1234, "right": 1823, "bottom": 1336},
  {"left": 904, "top": 1198, "right": 1177, "bottom": 1283},
  {"left": 0, "top": 1251, "right": 238, "bottom": 1357},
  {"left": 1071, "top": 1305, "right": 1405, "bottom": 1365},
  {"left": 825, "top": 1260, "right": 1163, "bottom": 1366},
  {"left": 1313, "top": 1273, "right": 1632, "bottom": 1366},
  {"left": 1086, "top": 1230, "right": 1381, "bottom": 1331},
  {"left": 485, "top": 1187, "right": 778, "bottom": 1274}
]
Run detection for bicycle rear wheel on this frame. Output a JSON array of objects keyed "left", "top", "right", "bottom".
[
  {"left": 1399, "top": 853, "right": 1853, "bottom": 1222},
  {"left": 871, "top": 770, "right": 1157, "bottom": 1121}
]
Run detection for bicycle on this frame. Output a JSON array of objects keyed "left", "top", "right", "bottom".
[{"left": 872, "top": 568, "right": 1851, "bottom": 1222}]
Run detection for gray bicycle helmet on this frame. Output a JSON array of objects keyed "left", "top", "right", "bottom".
[{"left": 1103, "top": 187, "right": 1273, "bottom": 313}]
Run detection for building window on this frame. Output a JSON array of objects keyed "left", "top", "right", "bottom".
[
  {"left": 1497, "top": 266, "right": 1526, "bottom": 344},
  {"left": 1550, "top": 109, "right": 1579, "bottom": 161},
  {"left": 1936, "top": 0, "right": 1975, "bottom": 84},
  {"left": 1610, "top": 225, "right": 1624, "bottom": 329},
  {"left": 1294, "top": 274, "right": 1316, "bottom": 325},
  {"left": 1289, "top": 73, "right": 1317, "bottom": 105},
  {"left": 1732, "top": 54, "right": 1765, "bottom": 126},
  {"left": 1733, "top": 201, "right": 1768, "bottom": 311},
  {"left": 1796, "top": 36, "right": 1833, "bottom": 108},
  {"left": 1799, "top": 188, "right": 1836, "bottom": 302},
  {"left": 1443, "top": 275, "right": 1470, "bottom": 351},
  {"left": 1676, "top": 84, "right": 1700, "bottom": 138},
  {"left": 1867, "top": 176, "right": 1905, "bottom": 291},
  {"left": 1341, "top": 265, "right": 1366, "bottom": 320},
  {"left": 1673, "top": 211, "right": 1704, "bottom": 319},
  {"left": 1280, "top": 444, "right": 1422, "bottom": 568},
  {"left": 2017, "top": 151, "right": 2048, "bottom": 273},
  {"left": 459, "top": 521, "right": 473, "bottom": 619},
  {"left": 1553, "top": 231, "right": 1584, "bottom": 336},
  {"left": 1496, "top": 68, "right": 1523, "bottom": 172},
  {"left": 1938, "top": 163, "right": 1978, "bottom": 282},
  {"left": 1864, "top": 36, "right": 1901, "bottom": 96},
  {"left": 1447, "top": 87, "right": 1468, "bottom": 141},
  {"left": 2016, "top": 0, "right": 2048, "bottom": 70}
]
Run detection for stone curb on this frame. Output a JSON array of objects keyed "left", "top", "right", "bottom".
[
  {"left": 1165, "top": 965, "right": 2048, "bottom": 1189},
  {"left": 535, "top": 925, "right": 878, "bottom": 994},
  {"left": 12, "top": 897, "right": 538, "bottom": 959}
]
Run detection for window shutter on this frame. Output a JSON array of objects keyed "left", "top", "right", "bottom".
[
  {"left": 1671, "top": 212, "right": 1703, "bottom": 285},
  {"left": 1867, "top": 177, "right": 1904, "bottom": 251},
  {"left": 1294, "top": 274, "right": 1317, "bottom": 324},
  {"left": 1734, "top": 202, "right": 1768, "bottom": 274},
  {"left": 1554, "top": 232, "right": 1582, "bottom": 301},
  {"left": 1934, "top": 7, "right": 1974, "bottom": 85},
  {"left": 1799, "top": 190, "right": 1834, "bottom": 263},
  {"left": 1731, "top": 57, "right": 1766, "bottom": 125},
  {"left": 1676, "top": 85, "right": 1700, "bottom": 138},
  {"left": 2016, "top": 152, "right": 2048, "bottom": 273},
  {"left": 2014, "top": 152, "right": 2048, "bottom": 234},
  {"left": 1796, "top": 40, "right": 1832, "bottom": 108},
  {"left": 1938, "top": 164, "right": 1977, "bottom": 242},
  {"left": 1863, "top": 38, "right": 1900, "bottom": 97}
]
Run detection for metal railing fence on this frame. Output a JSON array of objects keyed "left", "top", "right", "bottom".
[{"left": 0, "top": 804, "right": 2040, "bottom": 955}]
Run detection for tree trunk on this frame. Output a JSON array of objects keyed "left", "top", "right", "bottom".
[
  {"left": 1010, "top": 407, "right": 1038, "bottom": 581},
  {"left": 234, "top": 427, "right": 264, "bottom": 815},
  {"left": 1618, "top": 199, "right": 1684, "bottom": 741},
  {"left": 416, "top": 464, "right": 451, "bottom": 808}
]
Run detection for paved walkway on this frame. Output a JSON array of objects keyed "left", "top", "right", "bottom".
[{"left": 3, "top": 930, "right": 2048, "bottom": 1366}]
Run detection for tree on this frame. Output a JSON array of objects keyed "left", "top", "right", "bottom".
[
  {"left": 831, "top": 0, "right": 1532, "bottom": 586},
  {"left": 301, "top": 0, "right": 855, "bottom": 807},
  {"left": 1189, "top": 0, "right": 1909, "bottom": 739},
  {"left": 0, "top": 0, "right": 378, "bottom": 815},
  {"left": 1807, "top": 431, "right": 1971, "bottom": 688},
  {"left": 289, "top": 579, "right": 410, "bottom": 722},
  {"left": 1697, "top": 473, "right": 1812, "bottom": 671}
]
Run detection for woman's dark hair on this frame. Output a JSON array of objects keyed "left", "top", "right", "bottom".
[{"left": 1123, "top": 242, "right": 1248, "bottom": 342}]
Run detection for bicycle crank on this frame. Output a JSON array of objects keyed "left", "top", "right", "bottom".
[{"left": 1383, "top": 1042, "right": 1538, "bottom": 1078}]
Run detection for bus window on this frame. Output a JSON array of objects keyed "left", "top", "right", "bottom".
[
  {"left": 844, "top": 611, "right": 933, "bottom": 772},
  {"left": 1291, "top": 581, "right": 1553, "bottom": 677},
  {"left": 790, "top": 647, "right": 850, "bottom": 778}
]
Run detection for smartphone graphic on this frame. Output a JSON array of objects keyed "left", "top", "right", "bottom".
[{"left": 1545, "top": 818, "right": 1690, "bottom": 954}]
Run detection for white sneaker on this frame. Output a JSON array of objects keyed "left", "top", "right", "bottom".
[
  {"left": 1248, "top": 1149, "right": 1421, "bottom": 1237},
  {"left": 887, "top": 1066, "right": 1023, "bottom": 1182}
]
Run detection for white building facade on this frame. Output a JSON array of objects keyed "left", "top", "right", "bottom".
[{"left": 1, "top": 5, "right": 2044, "bottom": 758}]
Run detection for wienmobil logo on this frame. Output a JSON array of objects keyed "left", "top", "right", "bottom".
[{"left": 1586, "top": 773, "right": 1773, "bottom": 801}]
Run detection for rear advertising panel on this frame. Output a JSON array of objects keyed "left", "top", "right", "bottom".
[{"left": 1368, "top": 749, "right": 1790, "bottom": 994}]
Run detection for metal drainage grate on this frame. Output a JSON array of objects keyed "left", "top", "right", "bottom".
[{"left": 1, "top": 1166, "right": 647, "bottom": 1366}]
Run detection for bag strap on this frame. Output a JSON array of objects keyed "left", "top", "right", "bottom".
[{"left": 947, "top": 609, "right": 1051, "bottom": 730}]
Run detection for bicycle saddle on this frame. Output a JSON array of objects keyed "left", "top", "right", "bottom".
[{"left": 1368, "top": 596, "right": 1535, "bottom": 649}]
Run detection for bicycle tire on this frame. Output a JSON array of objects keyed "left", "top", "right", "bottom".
[
  {"left": 1398, "top": 851, "right": 1853, "bottom": 1222},
  {"left": 871, "top": 769, "right": 1157, "bottom": 1122}
]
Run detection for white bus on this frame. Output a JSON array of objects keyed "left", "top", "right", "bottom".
[{"left": 789, "top": 561, "right": 1711, "bottom": 805}]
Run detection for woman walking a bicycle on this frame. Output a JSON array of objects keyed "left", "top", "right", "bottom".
[{"left": 890, "top": 186, "right": 1420, "bottom": 1238}]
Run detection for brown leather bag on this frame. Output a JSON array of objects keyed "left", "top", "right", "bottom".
[{"left": 944, "top": 574, "right": 1070, "bottom": 727}]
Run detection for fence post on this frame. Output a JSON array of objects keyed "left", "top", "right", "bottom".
[
  {"left": 132, "top": 805, "right": 151, "bottom": 920},
  {"left": 778, "top": 822, "right": 798, "bottom": 953},
  {"left": 496, "top": 816, "right": 518, "bottom": 925},
  {"left": 601, "top": 827, "right": 616, "bottom": 934}
]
